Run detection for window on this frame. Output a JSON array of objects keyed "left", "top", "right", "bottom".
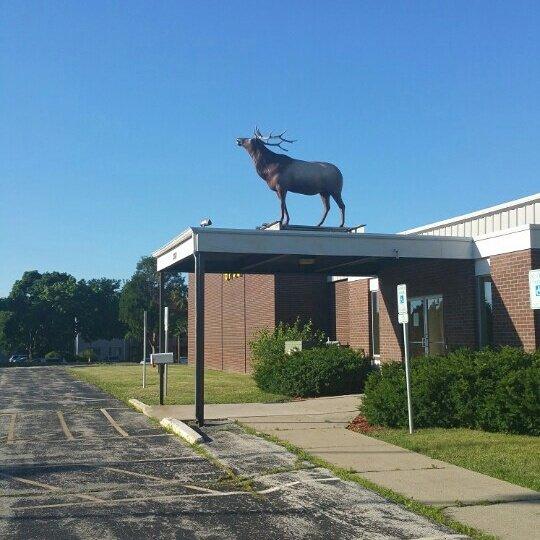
[
  {"left": 478, "top": 276, "right": 493, "bottom": 347},
  {"left": 370, "top": 290, "right": 380, "bottom": 356}
]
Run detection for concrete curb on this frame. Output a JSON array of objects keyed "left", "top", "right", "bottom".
[
  {"left": 128, "top": 398, "right": 153, "bottom": 417},
  {"left": 160, "top": 417, "right": 203, "bottom": 444}
]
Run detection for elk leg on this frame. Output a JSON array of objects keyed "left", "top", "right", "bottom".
[
  {"left": 282, "top": 191, "right": 290, "bottom": 226},
  {"left": 331, "top": 192, "right": 346, "bottom": 227},
  {"left": 277, "top": 189, "right": 289, "bottom": 226},
  {"left": 317, "top": 193, "right": 330, "bottom": 226}
]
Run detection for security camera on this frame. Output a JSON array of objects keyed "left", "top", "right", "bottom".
[{"left": 200, "top": 218, "right": 212, "bottom": 227}]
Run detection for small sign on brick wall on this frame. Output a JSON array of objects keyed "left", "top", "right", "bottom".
[
  {"left": 285, "top": 341, "right": 302, "bottom": 355},
  {"left": 529, "top": 269, "right": 540, "bottom": 309}
]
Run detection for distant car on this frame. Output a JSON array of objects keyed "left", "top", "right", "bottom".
[{"left": 8, "top": 355, "right": 28, "bottom": 364}]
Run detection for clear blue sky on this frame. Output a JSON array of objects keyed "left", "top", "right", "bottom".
[{"left": 1, "top": 1, "right": 539, "bottom": 296}]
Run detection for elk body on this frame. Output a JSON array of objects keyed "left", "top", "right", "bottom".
[{"left": 236, "top": 129, "right": 345, "bottom": 227}]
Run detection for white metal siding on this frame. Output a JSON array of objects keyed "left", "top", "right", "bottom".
[{"left": 402, "top": 194, "right": 540, "bottom": 238}]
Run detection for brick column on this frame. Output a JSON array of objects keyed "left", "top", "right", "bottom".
[
  {"left": 490, "top": 248, "right": 540, "bottom": 351},
  {"left": 348, "top": 279, "right": 371, "bottom": 354}
]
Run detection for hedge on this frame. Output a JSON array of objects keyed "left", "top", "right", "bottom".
[
  {"left": 250, "top": 321, "right": 372, "bottom": 397},
  {"left": 361, "top": 347, "right": 540, "bottom": 435}
]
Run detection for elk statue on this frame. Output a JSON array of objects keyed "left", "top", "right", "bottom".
[{"left": 236, "top": 128, "right": 345, "bottom": 227}]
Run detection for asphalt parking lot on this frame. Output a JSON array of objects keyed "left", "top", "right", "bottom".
[{"left": 0, "top": 367, "right": 466, "bottom": 539}]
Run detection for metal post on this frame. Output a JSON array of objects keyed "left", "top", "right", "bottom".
[
  {"left": 164, "top": 306, "right": 168, "bottom": 397},
  {"left": 158, "top": 271, "right": 164, "bottom": 353},
  {"left": 158, "top": 364, "right": 164, "bottom": 405},
  {"left": 194, "top": 252, "right": 205, "bottom": 426},
  {"left": 402, "top": 322, "right": 414, "bottom": 434},
  {"left": 142, "top": 310, "right": 147, "bottom": 388},
  {"left": 74, "top": 317, "right": 79, "bottom": 356}
]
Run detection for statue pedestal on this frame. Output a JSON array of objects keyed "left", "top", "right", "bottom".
[{"left": 258, "top": 221, "right": 365, "bottom": 234}]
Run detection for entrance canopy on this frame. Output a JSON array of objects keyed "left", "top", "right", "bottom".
[
  {"left": 153, "top": 225, "right": 474, "bottom": 276},
  {"left": 152, "top": 224, "right": 474, "bottom": 427}
]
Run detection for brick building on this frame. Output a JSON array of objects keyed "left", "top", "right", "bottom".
[{"left": 155, "top": 194, "right": 540, "bottom": 374}]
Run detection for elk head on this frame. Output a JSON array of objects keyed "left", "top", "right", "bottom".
[{"left": 236, "top": 128, "right": 297, "bottom": 153}]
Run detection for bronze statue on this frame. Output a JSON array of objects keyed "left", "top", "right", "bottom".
[{"left": 236, "top": 128, "right": 345, "bottom": 227}]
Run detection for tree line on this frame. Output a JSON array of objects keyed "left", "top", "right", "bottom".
[{"left": 0, "top": 256, "right": 187, "bottom": 359}]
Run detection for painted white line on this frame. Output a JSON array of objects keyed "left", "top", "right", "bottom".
[
  {"left": 6, "top": 413, "right": 16, "bottom": 444},
  {"left": 100, "top": 408, "right": 129, "bottom": 437},
  {"left": 6, "top": 476, "right": 61, "bottom": 492},
  {"left": 56, "top": 411, "right": 74, "bottom": 441},
  {"left": 104, "top": 467, "right": 221, "bottom": 494},
  {"left": 4, "top": 474, "right": 104, "bottom": 502},
  {"left": 5, "top": 432, "right": 172, "bottom": 445},
  {"left": 412, "top": 536, "right": 468, "bottom": 540},
  {"left": 104, "top": 467, "right": 171, "bottom": 482},
  {"left": 11, "top": 479, "right": 305, "bottom": 511},
  {"left": 257, "top": 480, "right": 301, "bottom": 494}
]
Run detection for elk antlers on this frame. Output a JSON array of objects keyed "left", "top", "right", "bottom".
[{"left": 254, "top": 127, "right": 297, "bottom": 151}]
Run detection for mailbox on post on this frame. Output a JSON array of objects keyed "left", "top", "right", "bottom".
[
  {"left": 150, "top": 353, "right": 174, "bottom": 404},
  {"left": 150, "top": 353, "right": 174, "bottom": 365}
]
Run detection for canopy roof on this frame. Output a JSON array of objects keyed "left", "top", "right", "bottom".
[{"left": 153, "top": 226, "right": 473, "bottom": 276}]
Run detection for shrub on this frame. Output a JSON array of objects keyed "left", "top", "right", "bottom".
[
  {"left": 81, "top": 349, "right": 97, "bottom": 361},
  {"left": 361, "top": 362, "right": 408, "bottom": 427},
  {"left": 45, "top": 351, "right": 61, "bottom": 359},
  {"left": 478, "top": 364, "right": 540, "bottom": 435},
  {"left": 251, "top": 320, "right": 326, "bottom": 394},
  {"left": 251, "top": 320, "right": 371, "bottom": 397},
  {"left": 276, "top": 346, "right": 372, "bottom": 397},
  {"left": 361, "top": 347, "right": 540, "bottom": 435}
]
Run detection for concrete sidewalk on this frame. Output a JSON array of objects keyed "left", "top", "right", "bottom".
[{"left": 144, "top": 395, "right": 540, "bottom": 540}]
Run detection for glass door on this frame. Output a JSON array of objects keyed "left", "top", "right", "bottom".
[
  {"left": 408, "top": 295, "right": 445, "bottom": 357},
  {"left": 409, "top": 298, "right": 426, "bottom": 357},
  {"left": 426, "top": 295, "right": 445, "bottom": 355}
]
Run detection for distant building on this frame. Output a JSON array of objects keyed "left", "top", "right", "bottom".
[{"left": 78, "top": 338, "right": 131, "bottom": 362}]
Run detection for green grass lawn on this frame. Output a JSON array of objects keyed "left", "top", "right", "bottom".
[
  {"left": 368, "top": 427, "right": 540, "bottom": 492},
  {"left": 68, "top": 363, "right": 288, "bottom": 405}
]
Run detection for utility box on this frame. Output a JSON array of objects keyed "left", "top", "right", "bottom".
[
  {"left": 150, "top": 353, "right": 174, "bottom": 365},
  {"left": 284, "top": 341, "right": 302, "bottom": 355}
]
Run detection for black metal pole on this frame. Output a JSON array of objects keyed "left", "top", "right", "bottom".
[
  {"left": 158, "top": 271, "right": 164, "bottom": 353},
  {"left": 159, "top": 364, "right": 164, "bottom": 405},
  {"left": 194, "top": 252, "right": 205, "bottom": 426}
]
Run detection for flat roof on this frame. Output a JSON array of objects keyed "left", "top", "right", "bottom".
[{"left": 153, "top": 226, "right": 474, "bottom": 275}]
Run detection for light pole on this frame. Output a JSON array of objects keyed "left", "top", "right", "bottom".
[{"left": 74, "top": 317, "right": 80, "bottom": 356}]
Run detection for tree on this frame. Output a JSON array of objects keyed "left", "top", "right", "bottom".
[
  {"left": 119, "top": 256, "right": 187, "bottom": 354},
  {"left": 0, "top": 271, "right": 77, "bottom": 357},
  {"left": 76, "top": 278, "right": 125, "bottom": 341},
  {"left": 0, "top": 271, "right": 125, "bottom": 357}
]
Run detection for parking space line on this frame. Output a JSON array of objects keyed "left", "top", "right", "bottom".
[
  {"left": 100, "top": 408, "right": 129, "bottom": 437},
  {"left": 10, "top": 480, "right": 307, "bottom": 511},
  {"left": 103, "top": 467, "right": 221, "bottom": 494},
  {"left": 6, "top": 413, "right": 16, "bottom": 444},
  {"left": 2, "top": 432, "right": 172, "bottom": 445},
  {"left": 56, "top": 411, "right": 74, "bottom": 441},
  {"left": 5, "top": 474, "right": 104, "bottom": 502},
  {"left": 105, "top": 466, "right": 170, "bottom": 482},
  {"left": 8, "top": 475, "right": 62, "bottom": 492}
]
